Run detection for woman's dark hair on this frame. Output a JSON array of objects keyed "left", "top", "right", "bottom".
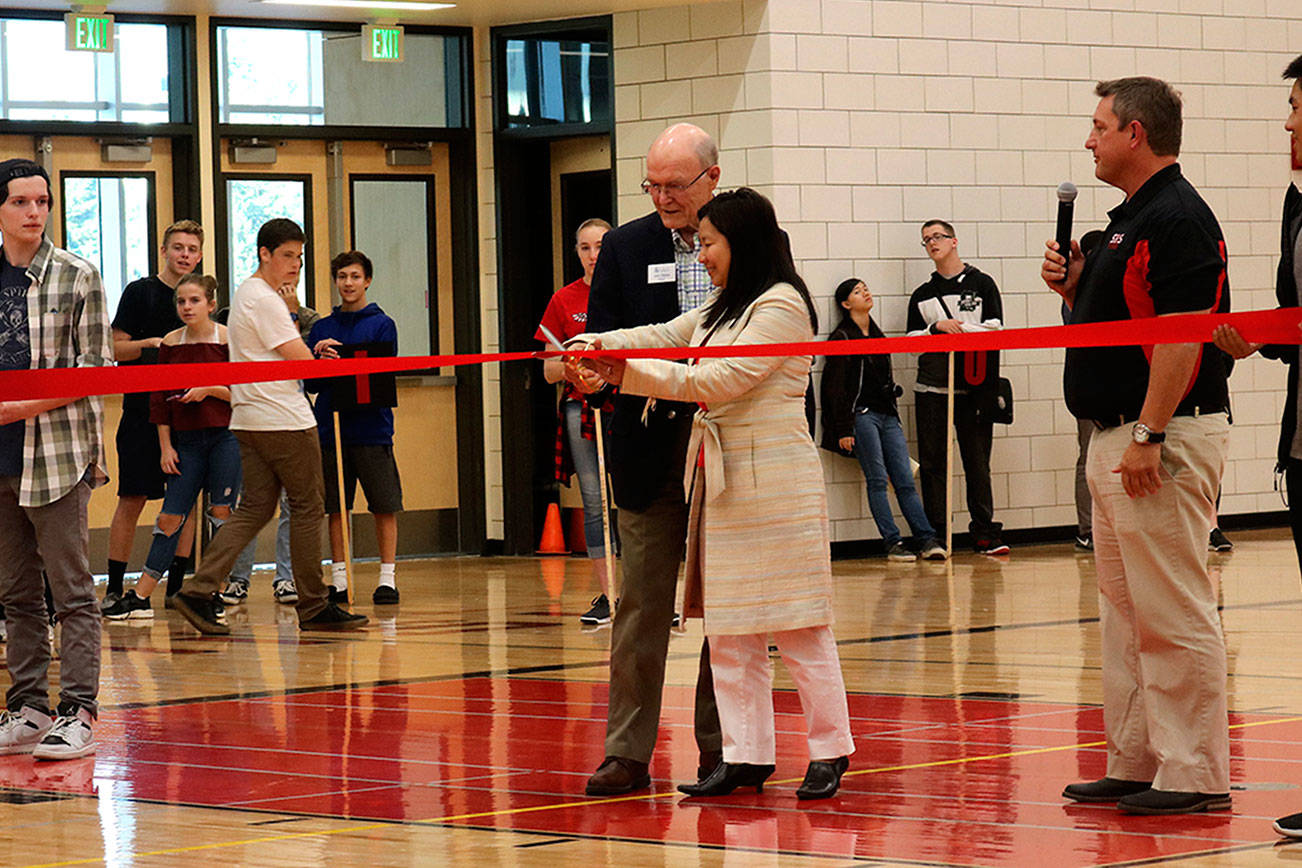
[
  {"left": 832, "top": 277, "right": 863, "bottom": 326},
  {"left": 698, "top": 187, "right": 817, "bottom": 333}
]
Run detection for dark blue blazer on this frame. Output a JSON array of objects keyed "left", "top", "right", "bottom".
[{"left": 587, "top": 212, "right": 696, "bottom": 512}]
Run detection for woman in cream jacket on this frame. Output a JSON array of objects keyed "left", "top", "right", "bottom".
[{"left": 579, "top": 188, "right": 855, "bottom": 800}]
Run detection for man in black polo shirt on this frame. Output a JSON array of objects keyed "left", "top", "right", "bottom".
[
  {"left": 105, "top": 220, "right": 203, "bottom": 608},
  {"left": 1043, "top": 77, "right": 1231, "bottom": 816}
]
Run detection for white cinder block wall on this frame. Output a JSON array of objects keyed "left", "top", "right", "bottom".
[{"left": 611, "top": 0, "right": 1302, "bottom": 543}]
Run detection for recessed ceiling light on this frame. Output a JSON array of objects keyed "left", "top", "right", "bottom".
[{"left": 258, "top": 0, "right": 454, "bottom": 9}]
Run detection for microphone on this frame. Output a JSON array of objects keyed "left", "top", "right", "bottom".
[{"left": 1055, "top": 181, "right": 1077, "bottom": 275}]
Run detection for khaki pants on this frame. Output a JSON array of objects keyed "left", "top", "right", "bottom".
[
  {"left": 711, "top": 626, "right": 854, "bottom": 765},
  {"left": 184, "top": 429, "right": 328, "bottom": 622},
  {"left": 1088, "top": 413, "right": 1229, "bottom": 793},
  {"left": 604, "top": 476, "right": 720, "bottom": 762}
]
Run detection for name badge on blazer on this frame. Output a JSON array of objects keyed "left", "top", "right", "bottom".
[{"left": 647, "top": 263, "right": 675, "bottom": 283}]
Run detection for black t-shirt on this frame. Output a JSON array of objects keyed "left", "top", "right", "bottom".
[
  {"left": 112, "top": 275, "right": 181, "bottom": 413},
  {"left": 1064, "top": 164, "right": 1231, "bottom": 422},
  {"left": 0, "top": 252, "right": 31, "bottom": 476}
]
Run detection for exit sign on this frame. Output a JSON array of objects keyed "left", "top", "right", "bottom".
[
  {"left": 362, "top": 24, "right": 403, "bottom": 63},
  {"left": 65, "top": 12, "right": 114, "bottom": 53}
]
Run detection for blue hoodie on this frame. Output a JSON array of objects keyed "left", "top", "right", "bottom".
[{"left": 306, "top": 302, "right": 397, "bottom": 447}]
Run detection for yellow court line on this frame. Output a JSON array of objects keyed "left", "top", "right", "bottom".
[{"left": 24, "top": 713, "right": 1302, "bottom": 867}]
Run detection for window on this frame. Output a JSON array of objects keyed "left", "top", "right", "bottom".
[
  {"left": 61, "top": 174, "right": 155, "bottom": 318},
  {"left": 503, "top": 35, "right": 609, "bottom": 129},
  {"left": 0, "top": 19, "right": 171, "bottom": 123},
  {"left": 216, "top": 25, "right": 462, "bottom": 128},
  {"left": 224, "top": 177, "right": 308, "bottom": 302}
]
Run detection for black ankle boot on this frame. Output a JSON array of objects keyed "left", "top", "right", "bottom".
[
  {"left": 677, "top": 761, "right": 775, "bottom": 796},
  {"left": 796, "top": 756, "right": 849, "bottom": 800}
]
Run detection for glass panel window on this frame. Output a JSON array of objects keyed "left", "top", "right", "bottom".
[
  {"left": 62, "top": 176, "right": 154, "bottom": 318},
  {"left": 216, "top": 25, "right": 461, "bottom": 128},
  {"left": 225, "top": 178, "right": 307, "bottom": 303},
  {"left": 0, "top": 19, "right": 172, "bottom": 122},
  {"left": 503, "top": 36, "right": 609, "bottom": 129}
]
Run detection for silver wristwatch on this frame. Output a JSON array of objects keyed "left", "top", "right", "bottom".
[{"left": 1132, "top": 422, "right": 1166, "bottom": 445}]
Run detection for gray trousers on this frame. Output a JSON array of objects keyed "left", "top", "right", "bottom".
[
  {"left": 0, "top": 477, "right": 99, "bottom": 716},
  {"left": 606, "top": 477, "right": 721, "bottom": 762}
]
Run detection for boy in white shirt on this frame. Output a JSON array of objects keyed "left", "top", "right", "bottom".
[{"left": 171, "top": 219, "right": 367, "bottom": 634}]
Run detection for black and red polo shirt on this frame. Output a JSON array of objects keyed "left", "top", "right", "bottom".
[{"left": 1064, "top": 163, "right": 1230, "bottom": 423}]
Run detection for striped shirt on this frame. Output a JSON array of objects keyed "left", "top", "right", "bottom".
[
  {"left": 673, "top": 229, "right": 711, "bottom": 313},
  {"left": 11, "top": 238, "right": 113, "bottom": 506}
]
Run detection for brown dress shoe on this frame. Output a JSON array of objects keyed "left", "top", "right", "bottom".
[{"left": 585, "top": 756, "right": 650, "bottom": 796}]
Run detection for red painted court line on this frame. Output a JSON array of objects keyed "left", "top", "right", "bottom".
[{"left": 0, "top": 678, "right": 1294, "bottom": 866}]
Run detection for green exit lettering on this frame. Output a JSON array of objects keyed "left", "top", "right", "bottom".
[
  {"left": 65, "top": 14, "right": 114, "bottom": 53},
  {"left": 362, "top": 25, "right": 403, "bottom": 63}
]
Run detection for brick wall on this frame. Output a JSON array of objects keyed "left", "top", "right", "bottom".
[{"left": 611, "top": 0, "right": 1302, "bottom": 543}]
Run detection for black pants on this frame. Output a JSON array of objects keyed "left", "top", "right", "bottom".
[
  {"left": 915, "top": 390, "right": 1000, "bottom": 539},
  {"left": 1286, "top": 458, "right": 1302, "bottom": 576}
]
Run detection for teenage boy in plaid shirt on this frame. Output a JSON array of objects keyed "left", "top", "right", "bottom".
[{"left": 0, "top": 158, "right": 114, "bottom": 760}]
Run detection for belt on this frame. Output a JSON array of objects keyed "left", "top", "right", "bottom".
[{"left": 1092, "top": 404, "right": 1228, "bottom": 430}]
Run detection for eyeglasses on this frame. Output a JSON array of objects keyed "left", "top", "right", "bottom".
[
  {"left": 641, "top": 166, "right": 712, "bottom": 198},
  {"left": 921, "top": 233, "right": 954, "bottom": 246}
]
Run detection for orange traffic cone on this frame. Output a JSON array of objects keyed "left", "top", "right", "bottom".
[{"left": 537, "top": 502, "right": 569, "bottom": 555}]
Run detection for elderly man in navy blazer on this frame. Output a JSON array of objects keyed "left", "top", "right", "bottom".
[{"left": 577, "top": 123, "right": 723, "bottom": 796}]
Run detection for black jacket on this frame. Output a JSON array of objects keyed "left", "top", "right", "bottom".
[
  {"left": 905, "top": 264, "right": 1002, "bottom": 391},
  {"left": 586, "top": 212, "right": 696, "bottom": 511},
  {"left": 1263, "top": 182, "right": 1302, "bottom": 464},
  {"left": 819, "top": 317, "right": 896, "bottom": 455}
]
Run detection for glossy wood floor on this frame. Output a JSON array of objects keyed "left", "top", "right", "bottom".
[{"left": 5, "top": 530, "right": 1302, "bottom": 866}]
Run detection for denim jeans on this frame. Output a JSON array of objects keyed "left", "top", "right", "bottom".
[
  {"left": 144, "top": 428, "right": 242, "bottom": 579},
  {"left": 563, "top": 399, "right": 606, "bottom": 559},
  {"left": 228, "top": 490, "right": 292, "bottom": 584},
  {"left": 852, "top": 409, "right": 936, "bottom": 545}
]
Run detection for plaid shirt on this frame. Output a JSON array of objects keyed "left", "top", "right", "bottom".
[
  {"left": 673, "top": 229, "right": 711, "bottom": 312},
  {"left": 12, "top": 238, "right": 113, "bottom": 506}
]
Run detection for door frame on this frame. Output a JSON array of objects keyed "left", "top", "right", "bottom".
[{"left": 491, "top": 16, "right": 616, "bottom": 555}]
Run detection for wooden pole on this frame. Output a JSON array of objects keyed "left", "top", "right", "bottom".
[
  {"left": 332, "top": 412, "right": 355, "bottom": 606},
  {"left": 946, "top": 351, "right": 955, "bottom": 557},
  {"left": 593, "top": 406, "right": 617, "bottom": 602}
]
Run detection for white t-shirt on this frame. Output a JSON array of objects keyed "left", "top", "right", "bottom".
[{"left": 228, "top": 276, "right": 315, "bottom": 431}]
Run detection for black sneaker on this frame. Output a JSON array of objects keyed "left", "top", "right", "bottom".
[
  {"left": 99, "top": 591, "right": 121, "bottom": 614},
  {"left": 102, "top": 590, "right": 152, "bottom": 621},
  {"left": 580, "top": 594, "right": 611, "bottom": 625},
  {"left": 1274, "top": 811, "right": 1302, "bottom": 838},
  {"left": 887, "top": 541, "right": 916, "bottom": 562},
  {"left": 327, "top": 587, "right": 349, "bottom": 605},
  {"left": 372, "top": 585, "right": 400, "bottom": 605},
  {"left": 975, "top": 537, "right": 1011, "bottom": 556},
  {"left": 171, "top": 592, "right": 231, "bottom": 636},
  {"left": 1209, "top": 528, "right": 1233, "bottom": 552},
  {"left": 300, "top": 602, "right": 368, "bottom": 631},
  {"left": 1074, "top": 533, "right": 1093, "bottom": 552}
]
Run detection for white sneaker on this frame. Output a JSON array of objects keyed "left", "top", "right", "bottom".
[
  {"left": 33, "top": 706, "right": 95, "bottom": 761},
  {"left": 0, "top": 705, "right": 54, "bottom": 755},
  {"left": 273, "top": 579, "right": 298, "bottom": 605}
]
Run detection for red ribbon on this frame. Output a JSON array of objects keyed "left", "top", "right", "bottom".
[{"left": 1, "top": 307, "right": 1298, "bottom": 403}]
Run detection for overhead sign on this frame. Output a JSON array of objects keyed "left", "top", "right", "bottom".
[
  {"left": 362, "top": 24, "right": 403, "bottom": 63},
  {"left": 65, "top": 12, "right": 115, "bottom": 53}
]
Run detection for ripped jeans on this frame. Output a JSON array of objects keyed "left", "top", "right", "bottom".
[{"left": 142, "top": 427, "right": 242, "bottom": 580}]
